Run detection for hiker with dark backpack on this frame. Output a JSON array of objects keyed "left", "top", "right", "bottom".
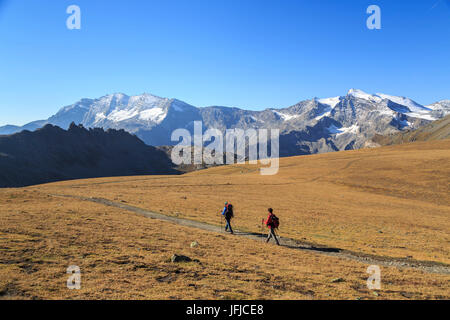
[
  {"left": 265, "top": 208, "right": 280, "bottom": 245},
  {"left": 221, "top": 202, "right": 234, "bottom": 234}
]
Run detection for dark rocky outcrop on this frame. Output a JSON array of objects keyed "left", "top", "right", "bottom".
[{"left": 0, "top": 123, "right": 179, "bottom": 187}]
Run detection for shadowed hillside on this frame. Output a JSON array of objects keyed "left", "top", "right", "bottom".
[{"left": 0, "top": 123, "right": 179, "bottom": 187}]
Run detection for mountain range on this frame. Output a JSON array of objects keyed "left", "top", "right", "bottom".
[{"left": 2, "top": 89, "right": 449, "bottom": 156}]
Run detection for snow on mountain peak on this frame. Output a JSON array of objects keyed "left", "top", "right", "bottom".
[
  {"left": 272, "top": 110, "right": 300, "bottom": 121},
  {"left": 348, "top": 88, "right": 370, "bottom": 98},
  {"left": 101, "top": 93, "right": 129, "bottom": 102},
  {"left": 347, "top": 89, "right": 382, "bottom": 102},
  {"left": 86, "top": 93, "right": 171, "bottom": 125},
  {"left": 139, "top": 108, "right": 166, "bottom": 122},
  {"left": 344, "top": 89, "right": 439, "bottom": 120},
  {"left": 318, "top": 96, "right": 341, "bottom": 108},
  {"left": 375, "top": 93, "right": 429, "bottom": 112},
  {"left": 426, "top": 100, "right": 450, "bottom": 111}
]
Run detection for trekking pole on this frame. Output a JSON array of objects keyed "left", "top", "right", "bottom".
[
  {"left": 233, "top": 205, "right": 237, "bottom": 234},
  {"left": 261, "top": 218, "right": 265, "bottom": 242}
]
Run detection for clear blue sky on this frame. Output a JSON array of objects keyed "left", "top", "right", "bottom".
[{"left": 0, "top": 0, "right": 449, "bottom": 126}]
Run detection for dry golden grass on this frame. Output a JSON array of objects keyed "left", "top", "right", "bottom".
[
  {"left": 33, "top": 140, "right": 450, "bottom": 265},
  {"left": 0, "top": 189, "right": 449, "bottom": 300}
]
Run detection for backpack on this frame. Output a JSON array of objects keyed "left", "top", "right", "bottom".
[
  {"left": 225, "top": 204, "right": 234, "bottom": 219},
  {"left": 271, "top": 214, "right": 280, "bottom": 229}
]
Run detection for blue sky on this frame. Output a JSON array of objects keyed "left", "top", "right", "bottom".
[{"left": 0, "top": 0, "right": 449, "bottom": 126}]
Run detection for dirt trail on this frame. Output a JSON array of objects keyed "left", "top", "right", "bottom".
[{"left": 50, "top": 193, "right": 450, "bottom": 275}]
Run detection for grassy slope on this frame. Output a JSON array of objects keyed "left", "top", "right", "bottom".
[
  {"left": 0, "top": 190, "right": 449, "bottom": 300},
  {"left": 33, "top": 140, "right": 450, "bottom": 264},
  {"left": 0, "top": 140, "right": 449, "bottom": 299}
]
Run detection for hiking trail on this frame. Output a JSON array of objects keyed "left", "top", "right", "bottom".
[{"left": 50, "top": 193, "right": 450, "bottom": 275}]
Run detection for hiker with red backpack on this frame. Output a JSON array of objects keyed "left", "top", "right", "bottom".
[
  {"left": 265, "top": 208, "right": 280, "bottom": 245},
  {"left": 221, "top": 202, "right": 234, "bottom": 234}
]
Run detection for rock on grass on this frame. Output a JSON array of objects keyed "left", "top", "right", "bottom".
[{"left": 171, "top": 254, "right": 192, "bottom": 263}]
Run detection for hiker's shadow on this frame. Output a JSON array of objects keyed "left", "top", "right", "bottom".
[
  {"left": 236, "top": 231, "right": 342, "bottom": 254},
  {"left": 282, "top": 244, "right": 341, "bottom": 253},
  {"left": 236, "top": 231, "right": 266, "bottom": 239}
]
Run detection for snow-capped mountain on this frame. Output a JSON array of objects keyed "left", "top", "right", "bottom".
[
  {"left": 426, "top": 100, "right": 450, "bottom": 119},
  {"left": 271, "top": 89, "right": 449, "bottom": 155},
  {"left": 1, "top": 89, "right": 449, "bottom": 156},
  {"left": 44, "top": 93, "right": 201, "bottom": 146}
]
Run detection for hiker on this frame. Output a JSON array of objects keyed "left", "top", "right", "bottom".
[
  {"left": 221, "top": 202, "right": 234, "bottom": 234},
  {"left": 265, "top": 208, "right": 280, "bottom": 245}
]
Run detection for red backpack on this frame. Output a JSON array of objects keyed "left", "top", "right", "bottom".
[{"left": 271, "top": 214, "right": 280, "bottom": 229}]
